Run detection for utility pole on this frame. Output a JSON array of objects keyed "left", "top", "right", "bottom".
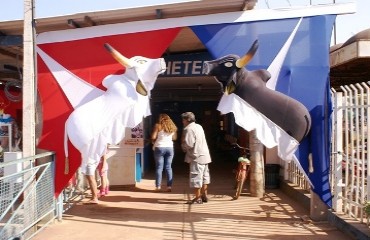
[
  {"left": 333, "top": 0, "right": 337, "bottom": 45},
  {"left": 23, "top": 0, "right": 37, "bottom": 235},
  {"left": 23, "top": 0, "right": 36, "bottom": 157}
]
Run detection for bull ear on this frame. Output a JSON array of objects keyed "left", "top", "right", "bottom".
[
  {"left": 136, "top": 80, "right": 148, "bottom": 96},
  {"left": 104, "top": 43, "right": 133, "bottom": 68},
  {"left": 235, "top": 40, "right": 258, "bottom": 68}
]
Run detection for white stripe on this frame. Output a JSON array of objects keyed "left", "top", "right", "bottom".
[
  {"left": 37, "top": 3, "right": 355, "bottom": 44},
  {"left": 36, "top": 46, "right": 104, "bottom": 108},
  {"left": 266, "top": 18, "right": 302, "bottom": 90}
]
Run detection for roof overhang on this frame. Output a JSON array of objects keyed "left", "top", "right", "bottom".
[
  {"left": 0, "top": 1, "right": 357, "bottom": 97},
  {"left": 330, "top": 40, "right": 370, "bottom": 89},
  {"left": 37, "top": 2, "right": 356, "bottom": 44},
  {"left": 330, "top": 40, "right": 370, "bottom": 68}
]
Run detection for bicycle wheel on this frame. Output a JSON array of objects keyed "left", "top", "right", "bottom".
[{"left": 234, "top": 170, "right": 246, "bottom": 200}]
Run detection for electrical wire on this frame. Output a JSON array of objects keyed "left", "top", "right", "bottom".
[{"left": 264, "top": 0, "right": 270, "bottom": 8}]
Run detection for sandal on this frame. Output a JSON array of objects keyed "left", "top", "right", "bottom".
[
  {"left": 86, "top": 199, "right": 99, "bottom": 204},
  {"left": 201, "top": 195, "right": 208, "bottom": 203},
  {"left": 186, "top": 198, "right": 202, "bottom": 204}
]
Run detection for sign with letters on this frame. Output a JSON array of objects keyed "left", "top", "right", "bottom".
[{"left": 162, "top": 52, "right": 212, "bottom": 77}]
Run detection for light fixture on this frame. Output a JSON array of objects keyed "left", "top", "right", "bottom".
[
  {"left": 67, "top": 19, "right": 80, "bottom": 28},
  {"left": 156, "top": 9, "right": 162, "bottom": 19},
  {"left": 243, "top": 0, "right": 257, "bottom": 10},
  {"left": 84, "top": 16, "right": 96, "bottom": 27}
]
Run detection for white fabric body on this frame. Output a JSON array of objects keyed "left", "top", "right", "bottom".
[
  {"left": 217, "top": 93, "right": 313, "bottom": 186},
  {"left": 65, "top": 56, "right": 166, "bottom": 174},
  {"left": 66, "top": 73, "right": 139, "bottom": 174},
  {"left": 217, "top": 93, "right": 299, "bottom": 161}
]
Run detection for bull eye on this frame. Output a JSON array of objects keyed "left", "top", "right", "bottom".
[
  {"left": 224, "top": 62, "right": 233, "bottom": 68},
  {"left": 136, "top": 59, "right": 147, "bottom": 64}
]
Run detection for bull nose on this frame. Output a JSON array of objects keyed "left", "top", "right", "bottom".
[{"left": 203, "top": 62, "right": 210, "bottom": 75}]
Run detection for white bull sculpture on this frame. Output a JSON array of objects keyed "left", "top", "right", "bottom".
[{"left": 64, "top": 43, "right": 166, "bottom": 174}]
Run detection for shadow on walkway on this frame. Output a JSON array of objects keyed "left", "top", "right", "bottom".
[{"left": 33, "top": 151, "right": 352, "bottom": 240}]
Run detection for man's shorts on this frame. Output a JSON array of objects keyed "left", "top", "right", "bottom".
[
  {"left": 84, "top": 160, "right": 99, "bottom": 176},
  {"left": 189, "top": 161, "right": 210, "bottom": 188}
]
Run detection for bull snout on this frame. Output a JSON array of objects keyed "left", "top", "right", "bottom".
[{"left": 203, "top": 61, "right": 211, "bottom": 75}]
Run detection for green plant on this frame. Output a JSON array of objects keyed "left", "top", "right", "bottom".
[{"left": 364, "top": 201, "right": 370, "bottom": 216}]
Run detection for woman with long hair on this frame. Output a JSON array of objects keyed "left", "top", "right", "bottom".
[{"left": 151, "top": 113, "right": 178, "bottom": 192}]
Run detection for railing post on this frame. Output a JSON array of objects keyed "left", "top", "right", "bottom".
[
  {"left": 363, "top": 82, "right": 370, "bottom": 208},
  {"left": 56, "top": 194, "right": 63, "bottom": 221},
  {"left": 331, "top": 89, "right": 343, "bottom": 213}
]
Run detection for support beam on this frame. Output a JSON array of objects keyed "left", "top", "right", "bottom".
[
  {"left": 0, "top": 48, "right": 23, "bottom": 60},
  {"left": 0, "top": 71, "right": 20, "bottom": 79},
  {"left": 4, "top": 64, "right": 22, "bottom": 72}
]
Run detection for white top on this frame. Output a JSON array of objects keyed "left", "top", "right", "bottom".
[{"left": 154, "top": 130, "right": 174, "bottom": 148}]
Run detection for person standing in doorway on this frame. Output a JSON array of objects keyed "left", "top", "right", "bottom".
[
  {"left": 151, "top": 113, "right": 178, "bottom": 192},
  {"left": 181, "top": 112, "right": 212, "bottom": 204}
]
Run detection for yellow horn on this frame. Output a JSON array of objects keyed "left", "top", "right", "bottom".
[
  {"left": 235, "top": 40, "right": 259, "bottom": 68},
  {"left": 104, "top": 43, "right": 133, "bottom": 68}
]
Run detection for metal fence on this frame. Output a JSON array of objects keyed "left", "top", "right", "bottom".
[
  {"left": 331, "top": 82, "right": 370, "bottom": 225},
  {"left": 284, "top": 161, "right": 311, "bottom": 191},
  {"left": 280, "top": 82, "right": 370, "bottom": 227},
  {"left": 0, "top": 151, "right": 62, "bottom": 240},
  {"left": 62, "top": 167, "right": 88, "bottom": 213}
]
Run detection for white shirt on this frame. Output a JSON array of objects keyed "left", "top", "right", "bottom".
[{"left": 181, "top": 122, "right": 211, "bottom": 164}]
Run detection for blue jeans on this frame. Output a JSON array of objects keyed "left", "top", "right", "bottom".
[{"left": 153, "top": 147, "right": 174, "bottom": 188}]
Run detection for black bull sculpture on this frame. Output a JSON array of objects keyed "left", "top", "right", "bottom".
[{"left": 203, "top": 40, "right": 311, "bottom": 143}]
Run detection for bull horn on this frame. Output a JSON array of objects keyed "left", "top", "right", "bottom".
[
  {"left": 235, "top": 40, "right": 259, "bottom": 68},
  {"left": 104, "top": 43, "right": 133, "bottom": 68}
]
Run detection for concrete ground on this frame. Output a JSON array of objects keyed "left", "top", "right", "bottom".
[{"left": 32, "top": 154, "right": 354, "bottom": 240}]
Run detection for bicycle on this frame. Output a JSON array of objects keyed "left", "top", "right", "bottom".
[{"left": 232, "top": 143, "right": 251, "bottom": 200}]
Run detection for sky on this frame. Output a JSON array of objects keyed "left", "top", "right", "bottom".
[{"left": 0, "top": 0, "right": 367, "bottom": 45}]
